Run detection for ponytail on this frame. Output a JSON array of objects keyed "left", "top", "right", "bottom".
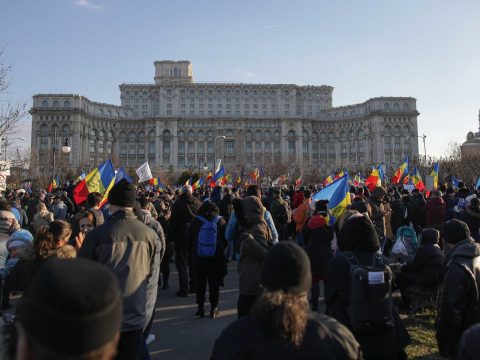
[{"left": 35, "top": 220, "right": 72, "bottom": 259}]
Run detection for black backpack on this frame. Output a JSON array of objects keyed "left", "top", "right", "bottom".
[
  {"left": 341, "top": 251, "right": 395, "bottom": 333},
  {"left": 277, "top": 200, "right": 292, "bottom": 225}
]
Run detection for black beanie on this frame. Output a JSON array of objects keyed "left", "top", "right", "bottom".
[
  {"left": 421, "top": 228, "right": 440, "bottom": 245},
  {"left": 340, "top": 214, "right": 380, "bottom": 252},
  {"left": 17, "top": 258, "right": 122, "bottom": 355},
  {"left": 261, "top": 242, "right": 311, "bottom": 294},
  {"left": 442, "top": 219, "right": 471, "bottom": 245},
  {"left": 315, "top": 200, "right": 328, "bottom": 213},
  {"left": 108, "top": 179, "right": 137, "bottom": 207}
]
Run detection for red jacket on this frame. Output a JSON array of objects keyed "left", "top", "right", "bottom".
[
  {"left": 292, "top": 192, "right": 304, "bottom": 209},
  {"left": 426, "top": 196, "right": 446, "bottom": 226}
]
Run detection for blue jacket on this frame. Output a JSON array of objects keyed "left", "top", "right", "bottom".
[{"left": 225, "top": 209, "right": 278, "bottom": 245}]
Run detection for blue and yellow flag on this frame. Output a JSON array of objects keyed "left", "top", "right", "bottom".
[{"left": 312, "top": 174, "right": 351, "bottom": 225}]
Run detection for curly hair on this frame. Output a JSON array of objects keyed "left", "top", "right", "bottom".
[
  {"left": 34, "top": 220, "right": 72, "bottom": 260},
  {"left": 251, "top": 290, "right": 309, "bottom": 348}
]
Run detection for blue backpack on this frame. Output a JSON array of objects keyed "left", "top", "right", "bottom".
[{"left": 196, "top": 215, "right": 221, "bottom": 257}]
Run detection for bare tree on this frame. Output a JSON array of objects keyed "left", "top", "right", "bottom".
[{"left": 0, "top": 47, "right": 27, "bottom": 139}]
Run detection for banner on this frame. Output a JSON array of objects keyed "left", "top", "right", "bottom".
[{"left": 136, "top": 162, "right": 153, "bottom": 183}]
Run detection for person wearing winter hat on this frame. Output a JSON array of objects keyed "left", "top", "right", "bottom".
[
  {"left": 325, "top": 212, "right": 410, "bottom": 360},
  {"left": 396, "top": 228, "right": 444, "bottom": 309},
  {"left": 454, "top": 197, "right": 480, "bottom": 242},
  {"left": 78, "top": 179, "right": 161, "bottom": 360},
  {"left": 436, "top": 219, "right": 480, "bottom": 359},
  {"left": 302, "top": 200, "right": 333, "bottom": 311},
  {"left": 211, "top": 242, "right": 362, "bottom": 359},
  {"left": 16, "top": 258, "right": 122, "bottom": 360},
  {"left": 0, "top": 229, "right": 33, "bottom": 279}
]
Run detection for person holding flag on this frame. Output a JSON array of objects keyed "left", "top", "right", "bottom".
[{"left": 391, "top": 157, "right": 409, "bottom": 184}]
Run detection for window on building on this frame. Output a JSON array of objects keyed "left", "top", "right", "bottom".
[
  {"left": 178, "top": 141, "right": 185, "bottom": 153},
  {"left": 225, "top": 140, "right": 235, "bottom": 154}
]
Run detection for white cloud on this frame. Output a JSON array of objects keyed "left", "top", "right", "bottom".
[
  {"left": 234, "top": 68, "right": 255, "bottom": 79},
  {"left": 264, "top": 23, "right": 286, "bottom": 29},
  {"left": 75, "top": 0, "right": 102, "bottom": 10}
]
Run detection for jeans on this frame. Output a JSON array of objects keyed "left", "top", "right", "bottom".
[{"left": 117, "top": 329, "right": 143, "bottom": 360}]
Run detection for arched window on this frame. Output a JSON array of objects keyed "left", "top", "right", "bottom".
[
  {"left": 53, "top": 100, "right": 59, "bottom": 108},
  {"left": 384, "top": 103, "right": 390, "bottom": 111},
  {"left": 39, "top": 124, "right": 49, "bottom": 150},
  {"left": 137, "top": 132, "right": 145, "bottom": 156},
  {"left": 147, "top": 130, "right": 155, "bottom": 154},
  {"left": 188, "top": 130, "right": 195, "bottom": 139},
  {"left": 206, "top": 130, "right": 213, "bottom": 140},
  {"left": 178, "top": 130, "right": 185, "bottom": 140},
  {"left": 89, "top": 129, "right": 97, "bottom": 154},
  {"left": 98, "top": 109, "right": 103, "bottom": 116},
  {"left": 226, "top": 130, "right": 234, "bottom": 138},
  {"left": 384, "top": 125, "right": 391, "bottom": 134},
  {"left": 106, "top": 110, "right": 112, "bottom": 117},
  {"left": 98, "top": 130, "right": 106, "bottom": 155},
  {"left": 404, "top": 125, "right": 411, "bottom": 134},
  {"left": 394, "top": 103, "right": 399, "bottom": 111},
  {"left": 287, "top": 130, "right": 295, "bottom": 155},
  {"left": 255, "top": 130, "right": 262, "bottom": 140},
  {"left": 63, "top": 100, "right": 70, "bottom": 109},
  {"left": 142, "top": 91, "right": 147, "bottom": 96},
  {"left": 42, "top": 100, "right": 48, "bottom": 108},
  {"left": 394, "top": 125, "right": 401, "bottom": 134},
  {"left": 403, "top": 103, "right": 409, "bottom": 111},
  {"left": 273, "top": 130, "right": 281, "bottom": 154},
  {"left": 62, "top": 124, "right": 70, "bottom": 137},
  {"left": 129, "top": 131, "right": 136, "bottom": 141}
]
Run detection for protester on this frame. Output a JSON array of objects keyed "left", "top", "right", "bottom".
[
  {"left": 157, "top": 199, "right": 173, "bottom": 290},
  {"left": 293, "top": 189, "right": 312, "bottom": 246},
  {"left": 212, "top": 242, "right": 363, "bottom": 359},
  {"left": 78, "top": 180, "right": 161, "bottom": 360},
  {"left": 187, "top": 200, "right": 227, "bottom": 318},
  {"left": 269, "top": 188, "right": 291, "bottom": 241},
  {"left": 15, "top": 258, "right": 122, "bottom": 360},
  {"left": 436, "top": 219, "right": 480, "bottom": 359},
  {"left": 0, "top": 200, "right": 20, "bottom": 235},
  {"left": 426, "top": 190, "right": 446, "bottom": 231},
  {"left": 367, "top": 186, "right": 389, "bottom": 253},
  {"left": 301, "top": 200, "right": 333, "bottom": 311},
  {"left": 168, "top": 184, "right": 202, "bottom": 297},
  {"left": 454, "top": 197, "right": 480, "bottom": 242},
  {"left": 32, "top": 202, "right": 54, "bottom": 234},
  {"left": 325, "top": 212, "right": 410, "bottom": 360},
  {"left": 51, "top": 195, "right": 68, "bottom": 220},
  {"left": 236, "top": 195, "right": 273, "bottom": 317},
  {"left": 86, "top": 192, "right": 105, "bottom": 226}
]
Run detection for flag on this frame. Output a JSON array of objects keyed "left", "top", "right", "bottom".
[
  {"left": 403, "top": 175, "right": 412, "bottom": 185},
  {"left": 412, "top": 167, "right": 425, "bottom": 191},
  {"left": 206, "top": 172, "right": 213, "bottom": 182},
  {"left": 115, "top": 167, "right": 133, "bottom": 184},
  {"left": 211, "top": 166, "right": 225, "bottom": 187},
  {"left": 215, "top": 159, "right": 222, "bottom": 174},
  {"left": 136, "top": 162, "right": 153, "bottom": 183},
  {"left": 73, "top": 160, "right": 116, "bottom": 205},
  {"left": 236, "top": 175, "right": 242, "bottom": 184},
  {"left": 185, "top": 178, "right": 192, "bottom": 187},
  {"left": 451, "top": 176, "right": 460, "bottom": 188},
  {"left": 365, "top": 166, "right": 382, "bottom": 191},
  {"left": 312, "top": 174, "right": 351, "bottom": 225},
  {"left": 148, "top": 177, "right": 161, "bottom": 186},
  {"left": 250, "top": 168, "right": 259, "bottom": 182},
  {"left": 323, "top": 173, "right": 334, "bottom": 187},
  {"left": 274, "top": 175, "right": 286, "bottom": 186},
  {"left": 378, "top": 164, "right": 386, "bottom": 181},
  {"left": 334, "top": 170, "right": 345, "bottom": 180},
  {"left": 391, "top": 157, "right": 409, "bottom": 184},
  {"left": 429, "top": 162, "right": 439, "bottom": 189},
  {"left": 295, "top": 177, "right": 302, "bottom": 187}
]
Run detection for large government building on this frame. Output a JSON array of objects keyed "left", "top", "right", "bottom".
[{"left": 30, "top": 60, "right": 419, "bottom": 177}]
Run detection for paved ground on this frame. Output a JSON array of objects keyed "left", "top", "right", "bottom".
[
  {"left": 148, "top": 262, "right": 239, "bottom": 359},
  {"left": 148, "top": 261, "right": 325, "bottom": 359}
]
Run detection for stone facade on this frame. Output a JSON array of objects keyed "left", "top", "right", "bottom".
[
  {"left": 30, "top": 60, "right": 419, "bottom": 176},
  {"left": 460, "top": 110, "right": 480, "bottom": 159}
]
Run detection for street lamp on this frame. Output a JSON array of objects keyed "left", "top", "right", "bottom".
[
  {"left": 213, "top": 135, "right": 226, "bottom": 172},
  {"left": 52, "top": 128, "right": 71, "bottom": 182},
  {"left": 1, "top": 137, "right": 25, "bottom": 161}
]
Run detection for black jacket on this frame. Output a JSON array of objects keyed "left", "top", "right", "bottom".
[
  {"left": 325, "top": 252, "right": 410, "bottom": 360},
  {"left": 455, "top": 209, "right": 480, "bottom": 243},
  {"left": 211, "top": 313, "right": 363, "bottom": 360},
  {"left": 302, "top": 215, "right": 333, "bottom": 278},
  {"left": 218, "top": 194, "right": 234, "bottom": 224},
  {"left": 390, "top": 200, "right": 407, "bottom": 236},
  {"left": 436, "top": 239, "right": 480, "bottom": 358},
  {"left": 400, "top": 244, "right": 444, "bottom": 286},
  {"left": 168, "top": 193, "right": 202, "bottom": 251}
]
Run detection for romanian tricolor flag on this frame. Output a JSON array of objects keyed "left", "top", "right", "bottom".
[
  {"left": 250, "top": 168, "right": 260, "bottom": 182},
  {"left": 323, "top": 173, "right": 334, "bottom": 187},
  {"left": 149, "top": 177, "right": 161, "bottom": 186},
  {"left": 192, "top": 177, "right": 204, "bottom": 190},
  {"left": 365, "top": 166, "right": 382, "bottom": 191},
  {"left": 412, "top": 167, "right": 425, "bottom": 191},
  {"left": 429, "top": 162, "right": 439, "bottom": 189},
  {"left": 47, "top": 176, "right": 60, "bottom": 193},
  {"left": 73, "top": 160, "right": 116, "bottom": 205},
  {"left": 312, "top": 174, "right": 351, "bottom": 225},
  {"left": 334, "top": 170, "right": 345, "bottom": 180},
  {"left": 206, "top": 172, "right": 213, "bottom": 183},
  {"left": 403, "top": 175, "right": 412, "bottom": 185},
  {"left": 391, "top": 157, "right": 409, "bottom": 184},
  {"left": 211, "top": 166, "right": 225, "bottom": 187}
]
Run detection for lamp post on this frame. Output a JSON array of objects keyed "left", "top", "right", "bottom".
[
  {"left": 52, "top": 127, "right": 71, "bottom": 182},
  {"left": 213, "top": 135, "right": 226, "bottom": 173},
  {"left": 1, "top": 137, "right": 25, "bottom": 161}
]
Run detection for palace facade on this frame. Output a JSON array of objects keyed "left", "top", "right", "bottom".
[{"left": 30, "top": 60, "right": 419, "bottom": 176}]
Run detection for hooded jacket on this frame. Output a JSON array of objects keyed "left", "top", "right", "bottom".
[
  {"left": 238, "top": 196, "right": 272, "bottom": 295},
  {"left": 302, "top": 214, "right": 333, "bottom": 277},
  {"left": 367, "top": 187, "right": 387, "bottom": 238},
  {"left": 168, "top": 192, "right": 202, "bottom": 251},
  {"left": 455, "top": 208, "right": 480, "bottom": 243},
  {"left": 436, "top": 239, "right": 480, "bottom": 358}
]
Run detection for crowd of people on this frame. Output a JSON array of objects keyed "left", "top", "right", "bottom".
[{"left": 0, "top": 177, "right": 480, "bottom": 359}]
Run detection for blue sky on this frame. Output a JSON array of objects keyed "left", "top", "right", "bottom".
[{"left": 2, "top": 0, "right": 480, "bottom": 156}]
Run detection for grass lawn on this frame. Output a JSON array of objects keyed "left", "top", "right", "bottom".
[{"left": 402, "top": 310, "right": 442, "bottom": 360}]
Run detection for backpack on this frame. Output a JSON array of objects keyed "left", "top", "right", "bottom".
[
  {"left": 341, "top": 251, "right": 395, "bottom": 333},
  {"left": 196, "top": 215, "right": 221, "bottom": 257},
  {"left": 278, "top": 200, "right": 292, "bottom": 225}
]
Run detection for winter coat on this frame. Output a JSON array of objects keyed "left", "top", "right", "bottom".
[
  {"left": 0, "top": 210, "right": 20, "bottom": 235},
  {"left": 400, "top": 244, "right": 444, "bottom": 286},
  {"left": 367, "top": 187, "right": 387, "bottom": 238},
  {"left": 426, "top": 196, "right": 446, "bottom": 228},
  {"left": 168, "top": 193, "right": 202, "bottom": 252},
  {"left": 238, "top": 197, "right": 272, "bottom": 296},
  {"left": 52, "top": 201, "right": 68, "bottom": 220},
  {"left": 292, "top": 191, "right": 304, "bottom": 210},
  {"left": 390, "top": 200, "right": 407, "bottom": 236},
  {"left": 293, "top": 199, "right": 311, "bottom": 233},
  {"left": 302, "top": 215, "right": 333, "bottom": 278},
  {"left": 325, "top": 251, "right": 410, "bottom": 359},
  {"left": 455, "top": 209, "right": 480, "bottom": 242},
  {"left": 187, "top": 215, "right": 228, "bottom": 285},
  {"left": 269, "top": 198, "right": 287, "bottom": 230},
  {"left": 436, "top": 239, "right": 480, "bottom": 359},
  {"left": 141, "top": 209, "right": 166, "bottom": 263},
  {"left": 211, "top": 313, "right": 363, "bottom": 360},
  {"left": 218, "top": 194, "right": 234, "bottom": 224},
  {"left": 87, "top": 207, "right": 104, "bottom": 227},
  {"left": 33, "top": 211, "right": 54, "bottom": 234},
  {"left": 411, "top": 196, "right": 427, "bottom": 230},
  {"left": 78, "top": 210, "right": 161, "bottom": 331}
]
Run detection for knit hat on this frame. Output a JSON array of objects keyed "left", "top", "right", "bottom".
[
  {"left": 339, "top": 214, "right": 380, "bottom": 252},
  {"left": 315, "top": 200, "right": 328, "bottom": 213},
  {"left": 17, "top": 258, "right": 122, "bottom": 355},
  {"left": 7, "top": 229, "right": 34, "bottom": 251},
  {"left": 261, "top": 242, "right": 311, "bottom": 294},
  {"left": 108, "top": 179, "right": 137, "bottom": 207},
  {"left": 350, "top": 200, "right": 369, "bottom": 215},
  {"left": 421, "top": 228, "right": 440, "bottom": 245},
  {"left": 442, "top": 219, "right": 471, "bottom": 245}
]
